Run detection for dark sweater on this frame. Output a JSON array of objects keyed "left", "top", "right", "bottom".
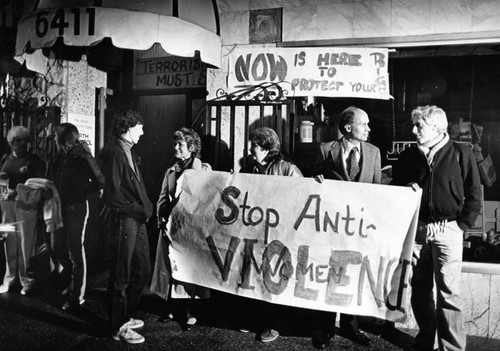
[
  {"left": 392, "top": 141, "right": 481, "bottom": 229},
  {"left": 0, "top": 152, "right": 44, "bottom": 189},
  {"left": 101, "top": 139, "right": 152, "bottom": 222},
  {"left": 53, "top": 143, "right": 105, "bottom": 205}
]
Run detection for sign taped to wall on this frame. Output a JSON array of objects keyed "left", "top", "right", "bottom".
[
  {"left": 227, "top": 47, "right": 391, "bottom": 99},
  {"left": 67, "top": 113, "right": 96, "bottom": 156},
  {"left": 134, "top": 56, "right": 207, "bottom": 91},
  {"left": 167, "top": 170, "right": 420, "bottom": 321}
]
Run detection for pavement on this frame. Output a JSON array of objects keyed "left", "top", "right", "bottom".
[{"left": 0, "top": 270, "right": 499, "bottom": 351}]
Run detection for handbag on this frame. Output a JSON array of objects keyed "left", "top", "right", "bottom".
[{"left": 477, "top": 154, "right": 496, "bottom": 187}]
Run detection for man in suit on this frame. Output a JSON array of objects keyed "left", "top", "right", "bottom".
[
  {"left": 311, "top": 106, "right": 380, "bottom": 349},
  {"left": 317, "top": 106, "right": 381, "bottom": 184}
]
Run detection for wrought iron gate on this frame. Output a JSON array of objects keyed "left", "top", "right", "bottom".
[{"left": 205, "top": 83, "right": 295, "bottom": 171}]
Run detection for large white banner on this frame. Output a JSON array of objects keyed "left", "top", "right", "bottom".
[
  {"left": 168, "top": 170, "right": 420, "bottom": 321},
  {"left": 227, "top": 47, "right": 390, "bottom": 99}
]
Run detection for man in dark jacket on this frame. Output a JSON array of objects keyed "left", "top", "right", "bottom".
[
  {"left": 102, "top": 109, "right": 153, "bottom": 344},
  {"left": 392, "top": 105, "right": 481, "bottom": 351}
]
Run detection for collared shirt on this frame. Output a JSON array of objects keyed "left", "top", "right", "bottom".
[{"left": 342, "top": 137, "right": 361, "bottom": 168}]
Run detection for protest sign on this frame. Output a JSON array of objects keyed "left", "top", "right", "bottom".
[
  {"left": 134, "top": 56, "right": 206, "bottom": 91},
  {"left": 227, "top": 47, "right": 390, "bottom": 99},
  {"left": 168, "top": 170, "right": 420, "bottom": 321}
]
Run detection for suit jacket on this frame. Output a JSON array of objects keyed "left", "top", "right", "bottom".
[{"left": 318, "top": 138, "right": 381, "bottom": 184}]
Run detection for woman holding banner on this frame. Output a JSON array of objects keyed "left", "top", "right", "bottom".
[
  {"left": 150, "top": 127, "right": 211, "bottom": 331},
  {"left": 237, "top": 127, "right": 303, "bottom": 343}
]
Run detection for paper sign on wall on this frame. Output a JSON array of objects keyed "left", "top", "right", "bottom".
[
  {"left": 228, "top": 47, "right": 391, "bottom": 99},
  {"left": 67, "top": 113, "right": 96, "bottom": 156}
]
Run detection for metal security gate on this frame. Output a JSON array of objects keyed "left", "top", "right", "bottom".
[{"left": 205, "top": 83, "right": 295, "bottom": 171}]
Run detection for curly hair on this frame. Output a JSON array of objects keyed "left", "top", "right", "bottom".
[
  {"left": 249, "top": 127, "right": 281, "bottom": 161},
  {"left": 6, "top": 126, "right": 31, "bottom": 145},
  {"left": 111, "top": 109, "right": 144, "bottom": 137},
  {"left": 173, "top": 127, "right": 201, "bottom": 159}
]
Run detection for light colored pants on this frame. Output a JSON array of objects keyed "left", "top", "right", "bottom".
[
  {"left": 1, "top": 200, "right": 39, "bottom": 290},
  {"left": 411, "top": 220, "right": 466, "bottom": 351}
]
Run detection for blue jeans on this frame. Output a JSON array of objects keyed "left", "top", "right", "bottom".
[
  {"left": 107, "top": 215, "right": 151, "bottom": 333},
  {"left": 411, "top": 220, "right": 465, "bottom": 351}
]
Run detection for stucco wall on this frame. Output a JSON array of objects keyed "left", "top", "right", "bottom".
[
  {"left": 217, "top": 0, "right": 500, "bottom": 45},
  {"left": 396, "top": 264, "right": 500, "bottom": 339},
  {"left": 209, "top": 0, "right": 500, "bottom": 97},
  {"left": 66, "top": 56, "right": 107, "bottom": 119}
]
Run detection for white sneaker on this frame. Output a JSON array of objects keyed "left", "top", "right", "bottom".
[
  {"left": 112, "top": 326, "right": 145, "bottom": 344},
  {"left": 259, "top": 328, "right": 279, "bottom": 343},
  {"left": 186, "top": 317, "right": 197, "bottom": 326},
  {"left": 123, "top": 318, "right": 144, "bottom": 329},
  {"left": 20, "top": 286, "right": 34, "bottom": 296},
  {"left": 0, "top": 284, "right": 9, "bottom": 294}
]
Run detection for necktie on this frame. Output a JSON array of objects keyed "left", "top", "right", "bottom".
[{"left": 348, "top": 147, "right": 360, "bottom": 181}]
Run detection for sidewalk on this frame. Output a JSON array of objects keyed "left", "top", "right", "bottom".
[{"left": 0, "top": 271, "right": 499, "bottom": 351}]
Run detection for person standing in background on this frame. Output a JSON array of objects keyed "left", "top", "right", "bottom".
[
  {"left": 102, "top": 109, "right": 152, "bottom": 344},
  {"left": 52, "top": 123, "right": 105, "bottom": 312},
  {"left": 392, "top": 105, "right": 481, "bottom": 351},
  {"left": 0, "top": 126, "right": 44, "bottom": 295}
]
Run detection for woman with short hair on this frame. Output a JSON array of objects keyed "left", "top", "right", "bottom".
[
  {"left": 151, "top": 127, "right": 211, "bottom": 331},
  {"left": 240, "top": 127, "right": 302, "bottom": 177},
  {"left": 238, "top": 127, "right": 302, "bottom": 343}
]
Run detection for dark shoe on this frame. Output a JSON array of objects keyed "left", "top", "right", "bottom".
[
  {"left": 158, "top": 312, "right": 174, "bottom": 323},
  {"left": 61, "top": 298, "right": 83, "bottom": 312},
  {"left": 349, "top": 331, "right": 371, "bottom": 346},
  {"left": 409, "top": 343, "right": 438, "bottom": 351},
  {"left": 312, "top": 330, "right": 334, "bottom": 349}
]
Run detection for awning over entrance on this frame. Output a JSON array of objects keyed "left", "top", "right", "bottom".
[{"left": 14, "top": 0, "right": 221, "bottom": 73}]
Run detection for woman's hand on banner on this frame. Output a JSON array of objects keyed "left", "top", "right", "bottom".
[
  {"left": 314, "top": 174, "right": 325, "bottom": 183},
  {"left": 408, "top": 182, "right": 420, "bottom": 192}
]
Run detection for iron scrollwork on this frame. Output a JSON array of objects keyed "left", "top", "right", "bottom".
[{"left": 212, "top": 82, "right": 293, "bottom": 103}]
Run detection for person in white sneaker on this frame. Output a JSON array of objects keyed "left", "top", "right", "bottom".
[{"left": 102, "top": 110, "right": 153, "bottom": 344}]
